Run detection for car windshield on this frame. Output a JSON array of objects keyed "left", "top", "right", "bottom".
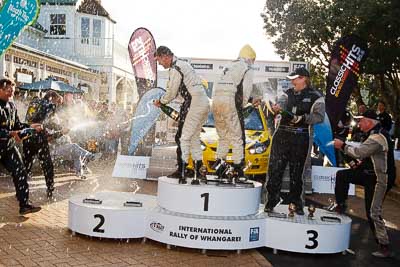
[{"left": 203, "top": 109, "right": 264, "bottom": 131}]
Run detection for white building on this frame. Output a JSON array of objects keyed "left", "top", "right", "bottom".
[
  {"left": 1, "top": 0, "right": 137, "bottom": 106},
  {"left": 158, "top": 57, "right": 308, "bottom": 99}
]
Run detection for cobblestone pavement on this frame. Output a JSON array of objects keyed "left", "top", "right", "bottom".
[{"left": 0, "top": 159, "right": 272, "bottom": 267}]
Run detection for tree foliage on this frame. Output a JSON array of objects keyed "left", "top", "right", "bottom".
[{"left": 261, "top": 0, "right": 400, "bottom": 136}]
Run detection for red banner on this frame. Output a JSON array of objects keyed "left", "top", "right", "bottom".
[{"left": 128, "top": 28, "right": 157, "bottom": 97}]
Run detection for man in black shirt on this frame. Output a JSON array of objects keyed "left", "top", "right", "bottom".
[
  {"left": 0, "top": 78, "right": 41, "bottom": 215},
  {"left": 376, "top": 100, "right": 392, "bottom": 133}
]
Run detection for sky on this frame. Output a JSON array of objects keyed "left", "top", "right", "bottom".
[{"left": 100, "top": 0, "right": 282, "bottom": 61}]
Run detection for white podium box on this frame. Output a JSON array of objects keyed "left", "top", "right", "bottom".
[
  {"left": 312, "top": 166, "right": 355, "bottom": 195},
  {"left": 264, "top": 205, "right": 351, "bottom": 254},
  {"left": 145, "top": 206, "right": 266, "bottom": 250},
  {"left": 157, "top": 176, "right": 262, "bottom": 216},
  {"left": 68, "top": 188, "right": 351, "bottom": 254},
  {"left": 68, "top": 192, "right": 157, "bottom": 238}
]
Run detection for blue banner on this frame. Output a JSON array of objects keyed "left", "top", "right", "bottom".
[
  {"left": 0, "top": 0, "right": 40, "bottom": 56},
  {"left": 128, "top": 87, "right": 165, "bottom": 155}
]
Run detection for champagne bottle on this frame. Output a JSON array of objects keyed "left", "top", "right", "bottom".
[
  {"left": 18, "top": 128, "right": 36, "bottom": 141},
  {"left": 279, "top": 109, "right": 295, "bottom": 121},
  {"left": 242, "top": 104, "right": 254, "bottom": 118},
  {"left": 159, "top": 102, "right": 180, "bottom": 121}
]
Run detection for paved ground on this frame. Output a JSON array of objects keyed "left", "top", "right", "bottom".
[
  {"left": 0, "top": 153, "right": 399, "bottom": 267},
  {"left": 0, "top": 159, "right": 271, "bottom": 267}
]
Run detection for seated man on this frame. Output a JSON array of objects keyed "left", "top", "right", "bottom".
[{"left": 51, "top": 135, "right": 101, "bottom": 179}]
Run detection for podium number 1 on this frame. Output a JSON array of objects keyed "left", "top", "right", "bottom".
[{"left": 201, "top": 193, "right": 209, "bottom": 211}]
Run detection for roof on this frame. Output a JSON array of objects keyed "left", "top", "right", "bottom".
[
  {"left": 40, "top": 0, "right": 78, "bottom": 5},
  {"left": 77, "top": 0, "right": 116, "bottom": 23}
]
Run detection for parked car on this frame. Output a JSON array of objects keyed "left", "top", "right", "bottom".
[{"left": 200, "top": 105, "right": 272, "bottom": 177}]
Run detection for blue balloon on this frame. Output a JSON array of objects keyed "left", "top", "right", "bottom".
[{"left": 0, "top": 0, "right": 40, "bottom": 56}]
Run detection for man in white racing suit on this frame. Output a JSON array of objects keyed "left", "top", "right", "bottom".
[
  {"left": 153, "top": 46, "right": 210, "bottom": 184},
  {"left": 211, "top": 44, "right": 256, "bottom": 180}
]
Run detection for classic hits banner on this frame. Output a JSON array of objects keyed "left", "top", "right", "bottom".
[
  {"left": 326, "top": 35, "right": 368, "bottom": 131},
  {"left": 128, "top": 27, "right": 157, "bottom": 98}
]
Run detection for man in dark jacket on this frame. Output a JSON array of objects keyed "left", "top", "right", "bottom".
[
  {"left": 264, "top": 67, "right": 325, "bottom": 215},
  {"left": 23, "top": 90, "right": 67, "bottom": 198},
  {"left": 0, "top": 78, "right": 41, "bottom": 215}
]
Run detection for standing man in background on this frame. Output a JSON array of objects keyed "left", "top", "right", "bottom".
[
  {"left": 212, "top": 44, "right": 256, "bottom": 179},
  {"left": 153, "top": 46, "right": 210, "bottom": 184},
  {"left": 376, "top": 100, "right": 392, "bottom": 133}
]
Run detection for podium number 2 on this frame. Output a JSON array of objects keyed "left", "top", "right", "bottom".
[
  {"left": 305, "top": 230, "right": 318, "bottom": 249},
  {"left": 201, "top": 193, "right": 209, "bottom": 211},
  {"left": 93, "top": 214, "right": 105, "bottom": 233}
]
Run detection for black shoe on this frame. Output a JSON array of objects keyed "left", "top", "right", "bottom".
[
  {"left": 178, "top": 177, "right": 187, "bottom": 184},
  {"left": 167, "top": 169, "right": 182, "bottom": 179},
  {"left": 295, "top": 207, "right": 305, "bottom": 215},
  {"left": 264, "top": 205, "right": 274, "bottom": 213},
  {"left": 19, "top": 204, "right": 41, "bottom": 215}
]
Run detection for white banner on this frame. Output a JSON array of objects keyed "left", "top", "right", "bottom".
[
  {"left": 112, "top": 155, "right": 150, "bottom": 179},
  {"left": 394, "top": 151, "right": 400, "bottom": 161},
  {"left": 312, "top": 166, "right": 355, "bottom": 195}
]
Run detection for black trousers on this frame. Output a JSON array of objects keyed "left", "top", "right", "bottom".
[
  {"left": 23, "top": 134, "right": 54, "bottom": 190},
  {"left": 0, "top": 146, "right": 30, "bottom": 207},
  {"left": 266, "top": 128, "right": 309, "bottom": 208},
  {"left": 175, "top": 100, "right": 191, "bottom": 169},
  {"left": 335, "top": 168, "right": 388, "bottom": 232}
]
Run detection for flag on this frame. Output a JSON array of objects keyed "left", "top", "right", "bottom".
[
  {"left": 128, "top": 27, "right": 157, "bottom": 98},
  {"left": 0, "top": 0, "right": 40, "bottom": 56},
  {"left": 326, "top": 34, "right": 368, "bottom": 131}
]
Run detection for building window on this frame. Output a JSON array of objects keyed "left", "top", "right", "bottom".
[
  {"left": 81, "top": 17, "right": 90, "bottom": 44},
  {"left": 92, "top": 19, "right": 101, "bottom": 46},
  {"left": 50, "top": 14, "right": 66, "bottom": 36}
]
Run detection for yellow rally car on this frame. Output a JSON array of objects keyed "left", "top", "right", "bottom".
[{"left": 200, "top": 105, "right": 272, "bottom": 177}]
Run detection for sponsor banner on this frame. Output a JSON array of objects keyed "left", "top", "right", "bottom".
[
  {"left": 112, "top": 155, "right": 150, "bottom": 179},
  {"left": 291, "top": 62, "right": 308, "bottom": 71},
  {"left": 128, "top": 27, "right": 157, "bottom": 97},
  {"left": 326, "top": 35, "right": 368, "bottom": 131},
  {"left": 312, "top": 166, "right": 355, "bottom": 195},
  {"left": 191, "top": 63, "right": 213, "bottom": 70},
  {"left": 128, "top": 87, "right": 165, "bottom": 155},
  {"left": 146, "top": 211, "right": 265, "bottom": 249},
  {"left": 394, "top": 151, "right": 400, "bottom": 161},
  {"left": 0, "top": 0, "right": 40, "bottom": 56},
  {"left": 265, "top": 65, "right": 289, "bottom": 73}
]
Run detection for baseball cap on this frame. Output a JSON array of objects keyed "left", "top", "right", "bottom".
[
  {"left": 287, "top": 67, "right": 310, "bottom": 80},
  {"left": 154, "top": 46, "right": 173, "bottom": 57},
  {"left": 353, "top": 109, "right": 378, "bottom": 120}
]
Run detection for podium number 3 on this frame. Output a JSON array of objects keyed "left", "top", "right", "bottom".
[
  {"left": 93, "top": 214, "right": 105, "bottom": 233},
  {"left": 201, "top": 193, "right": 209, "bottom": 211},
  {"left": 305, "top": 230, "right": 318, "bottom": 249}
]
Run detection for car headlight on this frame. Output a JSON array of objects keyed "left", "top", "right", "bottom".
[
  {"left": 200, "top": 140, "right": 206, "bottom": 151},
  {"left": 248, "top": 138, "right": 270, "bottom": 154}
]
